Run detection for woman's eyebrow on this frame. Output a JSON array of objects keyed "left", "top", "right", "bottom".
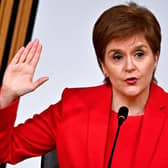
[
  {"left": 106, "top": 44, "right": 148, "bottom": 55},
  {"left": 132, "top": 44, "right": 148, "bottom": 50},
  {"left": 107, "top": 49, "right": 123, "bottom": 55}
]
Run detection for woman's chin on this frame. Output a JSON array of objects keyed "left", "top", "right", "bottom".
[{"left": 123, "top": 88, "right": 142, "bottom": 97}]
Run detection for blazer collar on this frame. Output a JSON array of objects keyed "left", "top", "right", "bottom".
[{"left": 87, "top": 84, "right": 112, "bottom": 168}]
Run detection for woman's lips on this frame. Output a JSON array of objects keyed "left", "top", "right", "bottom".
[{"left": 125, "top": 77, "right": 138, "bottom": 85}]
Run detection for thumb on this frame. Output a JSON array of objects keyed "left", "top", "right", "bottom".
[{"left": 32, "top": 77, "right": 49, "bottom": 90}]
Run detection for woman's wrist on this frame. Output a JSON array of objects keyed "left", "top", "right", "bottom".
[{"left": 0, "top": 88, "right": 18, "bottom": 109}]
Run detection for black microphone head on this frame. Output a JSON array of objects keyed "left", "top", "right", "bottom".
[{"left": 118, "top": 106, "right": 129, "bottom": 121}]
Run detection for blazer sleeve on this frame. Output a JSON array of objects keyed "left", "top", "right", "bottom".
[{"left": 0, "top": 96, "right": 62, "bottom": 164}]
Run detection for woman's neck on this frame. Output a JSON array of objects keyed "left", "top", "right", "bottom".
[{"left": 112, "top": 87, "right": 150, "bottom": 116}]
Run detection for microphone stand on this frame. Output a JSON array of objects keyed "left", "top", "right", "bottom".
[
  {"left": 107, "top": 118, "right": 122, "bottom": 168},
  {"left": 107, "top": 106, "right": 128, "bottom": 168}
]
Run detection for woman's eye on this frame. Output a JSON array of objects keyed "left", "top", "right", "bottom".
[
  {"left": 135, "top": 51, "right": 144, "bottom": 58},
  {"left": 112, "top": 53, "right": 123, "bottom": 61}
]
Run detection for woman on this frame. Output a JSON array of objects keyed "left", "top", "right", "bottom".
[{"left": 0, "top": 2, "right": 168, "bottom": 168}]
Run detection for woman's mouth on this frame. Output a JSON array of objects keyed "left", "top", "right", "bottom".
[{"left": 125, "top": 77, "right": 138, "bottom": 85}]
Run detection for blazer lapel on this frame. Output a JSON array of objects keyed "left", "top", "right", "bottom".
[
  {"left": 133, "top": 83, "right": 168, "bottom": 168},
  {"left": 87, "top": 85, "right": 112, "bottom": 168}
]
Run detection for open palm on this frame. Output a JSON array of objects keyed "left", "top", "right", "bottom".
[{"left": 1, "top": 39, "right": 48, "bottom": 106}]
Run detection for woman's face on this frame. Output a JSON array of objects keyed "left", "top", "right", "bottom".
[{"left": 101, "top": 34, "right": 158, "bottom": 98}]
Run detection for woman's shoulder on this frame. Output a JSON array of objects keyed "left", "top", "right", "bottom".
[
  {"left": 152, "top": 82, "right": 168, "bottom": 97},
  {"left": 62, "top": 83, "right": 110, "bottom": 96},
  {"left": 60, "top": 83, "right": 112, "bottom": 106},
  {"left": 151, "top": 82, "right": 168, "bottom": 116}
]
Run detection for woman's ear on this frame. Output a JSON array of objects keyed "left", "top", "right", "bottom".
[
  {"left": 154, "top": 51, "right": 159, "bottom": 69},
  {"left": 99, "top": 60, "right": 108, "bottom": 77}
]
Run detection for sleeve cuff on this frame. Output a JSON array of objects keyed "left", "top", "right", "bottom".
[{"left": 0, "top": 98, "right": 19, "bottom": 130}]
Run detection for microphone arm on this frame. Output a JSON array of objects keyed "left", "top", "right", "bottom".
[{"left": 107, "top": 106, "right": 128, "bottom": 168}]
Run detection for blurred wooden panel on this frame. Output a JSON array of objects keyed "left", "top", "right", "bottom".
[
  {"left": 8, "top": 0, "right": 33, "bottom": 63},
  {"left": 0, "top": 0, "right": 14, "bottom": 68},
  {"left": 0, "top": 0, "right": 39, "bottom": 86}
]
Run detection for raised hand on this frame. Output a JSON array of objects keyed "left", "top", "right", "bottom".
[{"left": 0, "top": 39, "right": 49, "bottom": 108}]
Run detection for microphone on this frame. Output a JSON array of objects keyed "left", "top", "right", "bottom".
[{"left": 107, "top": 106, "right": 128, "bottom": 168}]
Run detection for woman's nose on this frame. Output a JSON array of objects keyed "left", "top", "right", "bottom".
[{"left": 124, "top": 56, "right": 136, "bottom": 72}]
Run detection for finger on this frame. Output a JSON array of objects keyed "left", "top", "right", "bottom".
[
  {"left": 32, "top": 77, "right": 49, "bottom": 90},
  {"left": 11, "top": 47, "right": 25, "bottom": 64},
  {"left": 31, "top": 43, "right": 42, "bottom": 68},
  {"left": 18, "top": 41, "right": 34, "bottom": 63},
  {"left": 25, "top": 39, "right": 40, "bottom": 64}
]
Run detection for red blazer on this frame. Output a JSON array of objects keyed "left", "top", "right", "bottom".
[{"left": 0, "top": 82, "right": 168, "bottom": 168}]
